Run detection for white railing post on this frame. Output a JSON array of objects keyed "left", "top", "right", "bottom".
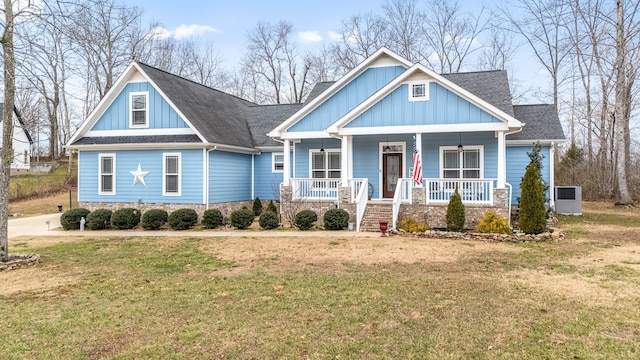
[
  {"left": 392, "top": 178, "right": 412, "bottom": 229},
  {"left": 425, "top": 178, "right": 497, "bottom": 205},
  {"left": 354, "top": 178, "right": 368, "bottom": 232}
]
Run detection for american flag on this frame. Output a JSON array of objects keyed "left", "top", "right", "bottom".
[{"left": 413, "top": 138, "right": 423, "bottom": 186}]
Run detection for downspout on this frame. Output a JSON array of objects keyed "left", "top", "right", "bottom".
[
  {"left": 251, "top": 154, "right": 255, "bottom": 200},
  {"left": 205, "top": 146, "right": 217, "bottom": 210}
]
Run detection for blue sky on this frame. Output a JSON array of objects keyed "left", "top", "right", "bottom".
[{"left": 128, "top": 0, "right": 546, "bottom": 101}]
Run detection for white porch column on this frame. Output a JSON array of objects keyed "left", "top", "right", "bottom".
[
  {"left": 415, "top": 133, "right": 422, "bottom": 187},
  {"left": 497, "top": 131, "right": 506, "bottom": 188},
  {"left": 341, "top": 135, "right": 349, "bottom": 184},
  {"left": 283, "top": 139, "right": 291, "bottom": 186},
  {"left": 549, "top": 142, "right": 555, "bottom": 209}
]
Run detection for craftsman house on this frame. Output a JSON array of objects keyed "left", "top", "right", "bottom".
[
  {"left": 67, "top": 48, "right": 564, "bottom": 231},
  {"left": 0, "top": 104, "right": 33, "bottom": 174}
]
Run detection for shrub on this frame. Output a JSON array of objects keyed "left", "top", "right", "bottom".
[
  {"left": 519, "top": 161, "right": 546, "bottom": 234},
  {"left": 475, "top": 211, "right": 512, "bottom": 235},
  {"left": 294, "top": 210, "right": 317, "bottom": 230},
  {"left": 267, "top": 200, "right": 278, "bottom": 214},
  {"left": 230, "top": 208, "right": 255, "bottom": 229},
  {"left": 398, "top": 217, "right": 430, "bottom": 233},
  {"left": 141, "top": 209, "right": 168, "bottom": 230},
  {"left": 202, "top": 209, "right": 223, "bottom": 229},
  {"left": 86, "top": 209, "right": 112, "bottom": 230},
  {"left": 259, "top": 211, "right": 279, "bottom": 230},
  {"left": 323, "top": 208, "right": 349, "bottom": 230},
  {"left": 111, "top": 208, "right": 141, "bottom": 230},
  {"left": 60, "top": 208, "right": 91, "bottom": 230},
  {"left": 253, "top": 197, "right": 263, "bottom": 216},
  {"left": 168, "top": 208, "right": 198, "bottom": 230},
  {"left": 446, "top": 186, "right": 465, "bottom": 232}
]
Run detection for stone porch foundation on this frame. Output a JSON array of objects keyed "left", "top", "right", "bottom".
[{"left": 79, "top": 200, "right": 254, "bottom": 220}]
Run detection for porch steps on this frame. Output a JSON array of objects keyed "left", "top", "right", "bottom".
[{"left": 360, "top": 202, "right": 394, "bottom": 232}]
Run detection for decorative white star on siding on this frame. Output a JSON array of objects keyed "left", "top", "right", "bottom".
[{"left": 129, "top": 163, "right": 149, "bottom": 186}]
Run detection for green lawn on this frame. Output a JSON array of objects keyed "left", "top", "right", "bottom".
[
  {"left": 9, "top": 162, "right": 76, "bottom": 201},
  {"left": 2, "top": 230, "right": 639, "bottom": 359}
]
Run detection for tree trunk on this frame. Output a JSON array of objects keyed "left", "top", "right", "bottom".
[
  {"left": 614, "top": 0, "right": 632, "bottom": 204},
  {"left": 1, "top": 0, "right": 15, "bottom": 261}
]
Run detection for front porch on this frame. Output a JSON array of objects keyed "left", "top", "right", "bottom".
[{"left": 281, "top": 178, "right": 510, "bottom": 232}]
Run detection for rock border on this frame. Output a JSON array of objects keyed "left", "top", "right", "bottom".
[
  {"left": 394, "top": 229, "right": 563, "bottom": 242},
  {"left": 0, "top": 254, "right": 41, "bottom": 271}
]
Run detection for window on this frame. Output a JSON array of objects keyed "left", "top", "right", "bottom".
[
  {"left": 130, "top": 92, "right": 148, "bottom": 128},
  {"left": 99, "top": 154, "right": 115, "bottom": 195},
  {"left": 440, "top": 146, "right": 483, "bottom": 179},
  {"left": 311, "top": 150, "right": 341, "bottom": 179},
  {"left": 272, "top": 153, "right": 284, "bottom": 173},
  {"left": 163, "top": 153, "right": 181, "bottom": 196},
  {"left": 408, "top": 81, "right": 430, "bottom": 101}
]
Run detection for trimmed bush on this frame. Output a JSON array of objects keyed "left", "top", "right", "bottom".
[
  {"left": 267, "top": 200, "right": 278, "bottom": 214},
  {"left": 259, "top": 211, "right": 279, "bottom": 230},
  {"left": 446, "top": 186, "right": 465, "bottom": 232},
  {"left": 475, "top": 211, "right": 512, "bottom": 235},
  {"left": 253, "top": 197, "right": 263, "bottom": 216},
  {"left": 519, "top": 161, "right": 546, "bottom": 234},
  {"left": 60, "top": 208, "right": 91, "bottom": 230},
  {"left": 230, "top": 208, "right": 255, "bottom": 229},
  {"left": 111, "top": 208, "right": 141, "bottom": 230},
  {"left": 86, "top": 209, "right": 112, "bottom": 230},
  {"left": 202, "top": 209, "right": 223, "bottom": 229},
  {"left": 398, "top": 217, "right": 430, "bottom": 233},
  {"left": 168, "top": 208, "right": 198, "bottom": 230},
  {"left": 323, "top": 208, "right": 349, "bottom": 230},
  {"left": 294, "top": 210, "right": 317, "bottom": 230},
  {"left": 141, "top": 209, "right": 168, "bottom": 230}
]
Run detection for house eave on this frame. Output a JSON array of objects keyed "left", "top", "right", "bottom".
[
  {"left": 506, "top": 139, "right": 566, "bottom": 146},
  {"left": 336, "top": 123, "right": 510, "bottom": 136}
]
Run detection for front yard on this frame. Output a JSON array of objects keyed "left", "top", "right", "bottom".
[{"left": 1, "top": 202, "right": 639, "bottom": 359}]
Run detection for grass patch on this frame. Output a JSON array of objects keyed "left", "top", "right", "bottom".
[
  {"left": 558, "top": 212, "right": 640, "bottom": 228},
  {"left": 621, "top": 260, "right": 640, "bottom": 265},
  {"left": 9, "top": 163, "right": 76, "bottom": 202}
]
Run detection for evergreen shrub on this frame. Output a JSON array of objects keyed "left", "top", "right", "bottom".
[
  {"left": 86, "top": 209, "right": 112, "bottom": 230},
  {"left": 323, "top": 208, "right": 349, "bottom": 230},
  {"left": 168, "top": 209, "right": 198, "bottom": 230},
  {"left": 259, "top": 211, "right": 279, "bottom": 230},
  {"left": 398, "top": 217, "right": 430, "bottom": 233},
  {"left": 60, "top": 208, "right": 91, "bottom": 230},
  {"left": 519, "top": 162, "right": 547, "bottom": 234},
  {"left": 474, "top": 211, "right": 512, "bottom": 235},
  {"left": 141, "top": 209, "right": 168, "bottom": 230},
  {"left": 294, "top": 210, "right": 317, "bottom": 230},
  {"left": 446, "top": 186, "right": 465, "bottom": 232},
  {"left": 202, "top": 209, "right": 224, "bottom": 229},
  {"left": 267, "top": 200, "right": 278, "bottom": 214},
  {"left": 111, "top": 208, "right": 141, "bottom": 230},
  {"left": 253, "top": 197, "right": 263, "bottom": 216},
  {"left": 230, "top": 208, "right": 255, "bottom": 229}
]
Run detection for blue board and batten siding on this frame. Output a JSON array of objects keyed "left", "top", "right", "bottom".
[
  {"left": 78, "top": 149, "right": 203, "bottom": 204},
  {"left": 346, "top": 83, "right": 501, "bottom": 128},
  {"left": 209, "top": 151, "right": 252, "bottom": 203},
  {"left": 506, "top": 146, "right": 551, "bottom": 205},
  {"left": 288, "top": 66, "right": 406, "bottom": 132},
  {"left": 253, "top": 152, "right": 282, "bottom": 200},
  {"left": 92, "top": 82, "right": 189, "bottom": 131}
]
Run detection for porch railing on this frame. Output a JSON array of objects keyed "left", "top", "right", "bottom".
[
  {"left": 352, "top": 178, "right": 369, "bottom": 232},
  {"left": 392, "top": 178, "right": 413, "bottom": 229},
  {"left": 290, "top": 178, "right": 341, "bottom": 200},
  {"left": 425, "top": 178, "right": 495, "bottom": 205}
]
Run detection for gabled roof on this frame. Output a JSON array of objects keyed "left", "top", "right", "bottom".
[
  {"left": 0, "top": 104, "right": 33, "bottom": 144},
  {"left": 304, "top": 82, "right": 334, "bottom": 103},
  {"left": 268, "top": 47, "right": 413, "bottom": 138},
  {"left": 326, "top": 63, "right": 522, "bottom": 134},
  {"left": 136, "top": 63, "right": 257, "bottom": 149},
  {"left": 510, "top": 104, "right": 565, "bottom": 142},
  {"left": 441, "top": 71, "right": 514, "bottom": 117}
]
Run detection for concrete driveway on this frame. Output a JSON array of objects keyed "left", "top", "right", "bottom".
[{"left": 8, "top": 213, "right": 63, "bottom": 238}]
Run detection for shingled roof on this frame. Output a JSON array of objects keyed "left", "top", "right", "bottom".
[
  {"left": 441, "top": 70, "right": 515, "bottom": 117},
  {"left": 510, "top": 104, "right": 565, "bottom": 141},
  {"left": 246, "top": 103, "right": 303, "bottom": 147},
  {"left": 136, "top": 62, "right": 256, "bottom": 149}
]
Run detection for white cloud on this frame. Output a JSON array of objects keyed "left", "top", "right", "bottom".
[
  {"left": 145, "top": 26, "right": 172, "bottom": 41},
  {"left": 298, "top": 30, "right": 323, "bottom": 43},
  {"left": 327, "top": 31, "right": 342, "bottom": 41},
  {"left": 173, "top": 24, "right": 221, "bottom": 39}
]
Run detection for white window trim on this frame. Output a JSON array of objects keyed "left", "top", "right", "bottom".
[
  {"left": 163, "top": 152, "right": 182, "bottom": 196},
  {"left": 378, "top": 142, "right": 406, "bottom": 199},
  {"left": 98, "top": 153, "right": 116, "bottom": 195},
  {"left": 439, "top": 145, "right": 484, "bottom": 179},
  {"left": 408, "top": 81, "right": 430, "bottom": 102},
  {"left": 308, "top": 149, "right": 341, "bottom": 179},
  {"left": 272, "top": 152, "right": 284, "bottom": 173},
  {"left": 129, "top": 91, "right": 149, "bottom": 128}
]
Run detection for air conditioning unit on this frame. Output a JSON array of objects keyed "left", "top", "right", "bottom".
[{"left": 554, "top": 186, "right": 582, "bottom": 215}]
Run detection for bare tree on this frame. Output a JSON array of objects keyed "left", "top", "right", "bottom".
[
  {"left": 477, "top": 27, "right": 517, "bottom": 71},
  {"left": 329, "top": 13, "right": 390, "bottom": 74},
  {"left": 383, "top": 0, "right": 424, "bottom": 62},
  {"left": 1, "top": 0, "right": 17, "bottom": 260}
]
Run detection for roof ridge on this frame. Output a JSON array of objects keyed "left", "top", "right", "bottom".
[
  {"left": 135, "top": 61, "right": 257, "bottom": 106},
  {"left": 440, "top": 69, "right": 505, "bottom": 76},
  {"left": 513, "top": 103, "right": 556, "bottom": 107},
  {"left": 247, "top": 103, "right": 303, "bottom": 108}
]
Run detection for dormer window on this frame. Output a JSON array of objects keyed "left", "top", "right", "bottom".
[
  {"left": 130, "top": 92, "right": 148, "bottom": 128},
  {"left": 408, "top": 82, "right": 429, "bottom": 101}
]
